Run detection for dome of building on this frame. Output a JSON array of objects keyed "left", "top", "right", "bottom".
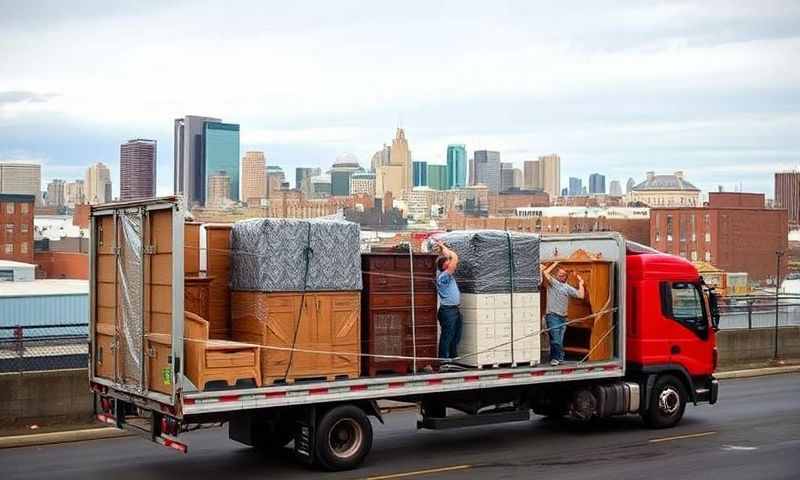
[
  {"left": 632, "top": 171, "right": 699, "bottom": 192},
  {"left": 333, "top": 153, "right": 360, "bottom": 168}
]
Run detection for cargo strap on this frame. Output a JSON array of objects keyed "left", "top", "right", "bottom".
[
  {"left": 505, "top": 232, "right": 515, "bottom": 363},
  {"left": 283, "top": 223, "right": 314, "bottom": 382}
]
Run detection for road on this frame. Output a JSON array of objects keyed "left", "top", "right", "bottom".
[{"left": 2, "top": 373, "right": 799, "bottom": 480}]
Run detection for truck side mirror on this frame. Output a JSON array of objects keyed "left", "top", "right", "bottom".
[{"left": 707, "top": 289, "right": 721, "bottom": 331}]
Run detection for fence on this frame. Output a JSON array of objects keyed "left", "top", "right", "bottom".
[
  {"left": 717, "top": 294, "right": 800, "bottom": 330},
  {"left": 0, "top": 323, "right": 88, "bottom": 373}
]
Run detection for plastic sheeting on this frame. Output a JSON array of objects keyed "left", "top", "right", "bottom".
[
  {"left": 116, "top": 210, "right": 144, "bottom": 391},
  {"left": 430, "top": 230, "right": 540, "bottom": 293},
  {"left": 230, "top": 218, "right": 363, "bottom": 292}
]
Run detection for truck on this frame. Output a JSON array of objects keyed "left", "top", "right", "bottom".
[{"left": 88, "top": 197, "right": 720, "bottom": 471}]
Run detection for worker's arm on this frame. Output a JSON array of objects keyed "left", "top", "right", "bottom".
[
  {"left": 539, "top": 261, "right": 559, "bottom": 286},
  {"left": 574, "top": 274, "right": 586, "bottom": 300},
  {"left": 437, "top": 241, "right": 459, "bottom": 274}
]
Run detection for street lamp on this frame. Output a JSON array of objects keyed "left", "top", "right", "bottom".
[{"left": 774, "top": 250, "right": 784, "bottom": 362}]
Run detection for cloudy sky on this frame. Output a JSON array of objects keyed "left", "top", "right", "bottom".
[{"left": 1, "top": 0, "right": 799, "bottom": 197}]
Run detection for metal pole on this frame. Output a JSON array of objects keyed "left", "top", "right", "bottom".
[
  {"left": 774, "top": 250, "right": 783, "bottom": 361},
  {"left": 747, "top": 300, "right": 752, "bottom": 330}
]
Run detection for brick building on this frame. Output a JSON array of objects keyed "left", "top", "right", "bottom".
[
  {"left": 650, "top": 192, "right": 788, "bottom": 281},
  {"left": 775, "top": 169, "right": 799, "bottom": 228},
  {"left": 489, "top": 189, "right": 550, "bottom": 215},
  {"left": 0, "top": 193, "right": 35, "bottom": 263}
]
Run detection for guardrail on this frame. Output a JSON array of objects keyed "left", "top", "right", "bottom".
[
  {"left": 0, "top": 323, "right": 89, "bottom": 373},
  {"left": 717, "top": 294, "right": 800, "bottom": 330}
]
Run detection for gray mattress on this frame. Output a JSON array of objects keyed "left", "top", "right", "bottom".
[
  {"left": 431, "top": 230, "right": 540, "bottom": 293},
  {"left": 230, "top": 218, "right": 363, "bottom": 292}
]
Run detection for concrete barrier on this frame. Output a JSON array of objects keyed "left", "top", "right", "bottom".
[
  {"left": 716, "top": 327, "right": 800, "bottom": 367},
  {"left": 0, "top": 368, "right": 93, "bottom": 428}
]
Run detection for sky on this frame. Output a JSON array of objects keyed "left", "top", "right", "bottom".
[{"left": 1, "top": 0, "right": 799, "bottom": 197}]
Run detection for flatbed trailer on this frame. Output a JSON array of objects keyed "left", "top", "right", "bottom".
[{"left": 88, "top": 197, "right": 718, "bottom": 471}]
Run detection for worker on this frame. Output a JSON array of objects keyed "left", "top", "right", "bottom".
[
  {"left": 540, "top": 262, "right": 585, "bottom": 366},
  {"left": 435, "top": 240, "right": 461, "bottom": 369}
]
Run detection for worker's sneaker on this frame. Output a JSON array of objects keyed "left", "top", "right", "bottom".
[{"left": 550, "top": 359, "right": 560, "bottom": 366}]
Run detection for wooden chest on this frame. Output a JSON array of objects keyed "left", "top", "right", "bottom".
[
  {"left": 231, "top": 291, "right": 361, "bottom": 384},
  {"left": 361, "top": 253, "right": 438, "bottom": 376}
]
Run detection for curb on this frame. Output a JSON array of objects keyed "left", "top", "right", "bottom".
[
  {"left": 715, "top": 365, "right": 800, "bottom": 379},
  {"left": 0, "top": 427, "right": 132, "bottom": 449}
]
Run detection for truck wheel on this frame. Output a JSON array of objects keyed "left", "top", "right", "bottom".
[
  {"left": 642, "top": 374, "right": 687, "bottom": 429},
  {"left": 314, "top": 405, "right": 373, "bottom": 471}
]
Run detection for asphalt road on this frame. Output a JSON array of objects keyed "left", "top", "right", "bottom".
[{"left": 2, "top": 373, "right": 799, "bottom": 480}]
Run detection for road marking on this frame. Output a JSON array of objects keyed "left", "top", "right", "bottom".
[
  {"left": 722, "top": 445, "right": 758, "bottom": 451},
  {"left": 364, "top": 464, "right": 473, "bottom": 480},
  {"left": 649, "top": 431, "right": 717, "bottom": 443}
]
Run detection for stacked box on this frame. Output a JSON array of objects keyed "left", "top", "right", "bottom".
[{"left": 458, "top": 293, "right": 541, "bottom": 367}]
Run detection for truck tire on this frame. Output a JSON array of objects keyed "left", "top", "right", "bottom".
[
  {"left": 314, "top": 405, "right": 373, "bottom": 471},
  {"left": 642, "top": 374, "right": 687, "bottom": 429}
]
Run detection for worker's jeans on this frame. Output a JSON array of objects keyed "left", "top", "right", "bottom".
[
  {"left": 545, "top": 313, "right": 567, "bottom": 361},
  {"left": 438, "top": 305, "right": 462, "bottom": 361}
]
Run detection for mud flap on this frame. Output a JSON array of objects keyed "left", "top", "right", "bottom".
[{"left": 294, "top": 406, "right": 316, "bottom": 464}]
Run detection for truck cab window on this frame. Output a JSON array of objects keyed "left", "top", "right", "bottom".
[{"left": 660, "top": 282, "right": 708, "bottom": 339}]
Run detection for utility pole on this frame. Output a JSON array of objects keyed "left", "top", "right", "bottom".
[{"left": 774, "top": 250, "right": 784, "bottom": 362}]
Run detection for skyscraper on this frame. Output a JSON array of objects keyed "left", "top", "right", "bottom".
[
  {"left": 330, "top": 156, "right": 364, "bottom": 196},
  {"left": 85, "top": 162, "right": 112, "bottom": 204},
  {"left": 120, "top": 138, "right": 156, "bottom": 200},
  {"left": 350, "top": 172, "right": 376, "bottom": 197},
  {"left": 568, "top": 177, "right": 582, "bottom": 196},
  {"left": 392, "top": 128, "right": 411, "bottom": 192},
  {"left": 0, "top": 162, "right": 41, "bottom": 200},
  {"left": 413, "top": 161, "right": 428, "bottom": 187},
  {"left": 626, "top": 177, "right": 636, "bottom": 193},
  {"left": 64, "top": 180, "right": 85, "bottom": 207},
  {"left": 173, "top": 115, "right": 221, "bottom": 207},
  {"left": 446, "top": 144, "right": 467, "bottom": 189},
  {"left": 500, "top": 162, "right": 515, "bottom": 192},
  {"left": 428, "top": 164, "right": 448, "bottom": 190},
  {"left": 370, "top": 144, "right": 391, "bottom": 172},
  {"left": 204, "top": 122, "right": 240, "bottom": 203},
  {"left": 266, "top": 165, "right": 286, "bottom": 198},
  {"left": 513, "top": 168, "right": 523, "bottom": 188},
  {"left": 539, "top": 154, "right": 561, "bottom": 199},
  {"left": 609, "top": 180, "right": 622, "bottom": 196},
  {"left": 589, "top": 173, "right": 606, "bottom": 194},
  {"left": 473, "top": 150, "right": 501, "bottom": 193},
  {"left": 775, "top": 169, "right": 800, "bottom": 227},
  {"left": 206, "top": 171, "right": 231, "bottom": 207},
  {"left": 242, "top": 151, "right": 267, "bottom": 203},
  {"left": 524, "top": 160, "right": 542, "bottom": 189},
  {"left": 296, "top": 167, "right": 321, "bottom": 190},
  {"left": 376, "top": 128, "right": 412, "bottom": 197},
  {"left": 46, "top": 179, "right": 66, "bottom": 207}
]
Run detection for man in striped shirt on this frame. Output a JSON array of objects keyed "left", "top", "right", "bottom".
[{"left": 540, "top": 262, "right": 585, "bottom": 366}]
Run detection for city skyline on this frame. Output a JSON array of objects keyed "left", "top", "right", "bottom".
[{"left": 2, "top": 2, "right": 798, "bottom": 198}]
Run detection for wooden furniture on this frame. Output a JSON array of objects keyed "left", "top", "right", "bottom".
[
  {"left": 205, "top": 224, "right": 233, "bottom": 339},
  {"left": 540, "top": 253, "right": 614, "bottom": 362},
  {"left": 361, "top": 253, "right": 438, "bottom": 376},
  {"left": 183, "top": 311, "right": 262, "bottom": 391},
  {"left": 184, "top": 222, "right": 201, "bottom": 275},
  {"left": 231, "top": 291, "right": 361, "bottom": 384},
  {"left": 185, "top": 275, "right": 214, "bottom": 332}
]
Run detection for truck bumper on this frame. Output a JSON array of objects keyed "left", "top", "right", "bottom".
[{"left": 695, "top": 376, "right": 719, "bottom": 405}]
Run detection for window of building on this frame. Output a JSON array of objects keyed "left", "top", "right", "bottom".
[
  {"left": 20, "top": 203, "right": 29, "bottom": 214},
  {"left": 666, "top": 215, "right": 673, "bottom": 242},
  {"left": 4, "top": 244, "right": 12, "bottom": 254},
  {"left": 5, "top": 203, "right": 13, "bottom": 215},
  {"left": 705, "top": 232, "right": 711, "bottom": 243},
  {"left": 4, "top": 224, "right": 13, "bottom": 240},
  {"left": 20, "top": 223, "right": 28, "bottom": 233},
  {"left": 655, "top": 231, "right": 660, "bottom": 242},
  {"left": 691, "top": 251, "right": 698, "bottom": 261},
  {"left": 690, "top": 214, "right": 696, "bottom": 241},
  {"left": 705, "top": 251, "right": 711, "bottom": 261},
  {"left": 20, "top": 242, "right": 28, "bottom": 254}
]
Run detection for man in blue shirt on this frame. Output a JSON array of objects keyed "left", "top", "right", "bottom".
[
  {"left": 435, "top": 241, "right": 461, "bottom": 367},
  {"left": 540, "top": 261, "right": 585, "bottom": 366}
]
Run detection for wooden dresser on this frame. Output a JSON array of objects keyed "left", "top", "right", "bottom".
[{"left": 361, "top": 252, "right": 438, "bottom": 375}]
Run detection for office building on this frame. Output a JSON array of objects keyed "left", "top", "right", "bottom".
[
  {"left": 119, "top": 138, "right": 156, "bottom": 200},
  {"left": 0, "top": 193, "right": 35, "bottom": 263},
  {"left": 569, "top": 177, "right": 582, "bottom": 196},
  {"left": 589, "top": 173, "right": 606, "bottom": 194},
  {"left": 446, "top": 144, "right": 467, "bottom": 188},
  {"left": 500, "top": 162, "right": 515, "bottom": 192},
  {"left": 46, "top": 179, "right": 66, "bottom": 208},
  {"left": 650, "top": 192, "right": 788, "bottom": 281},
  {"left": 376, "top": 129, "right": 412, "bottom": 197},
  {"left": 775, "top": 169, "right": 800, "bottom": 228},
  {"left": 204, "top": 122, "right": 240, "bottom": 203},
  {"left": 307, "top": 174, "right": 332, "bottom": 198},
  {"left": 626, "top": 177, "right": 636, "bottom": 193},
  {"left": 330, "top": 156, "right": 364, "bottom": 196},
  {"left": 296, "top": 167, "right": 321, "bottom": 191},
  {"left": 0, "top": 163, "right": 41, "bottom": 203},
  {"left": 173, "top": 115, "right": 222, "bottom": 207},
  {"left": 370, "top": 144, "right": 391, "bottom": 172},
  {"left": 473, "top": 150, "right": 501, "bottom": 193},
  {"left": 85, "top": 162, "right": 112, "bottom": 205},
  {"left": 428, "top": 164, "right": 448, "bottom": 191},
  {"left": 266, "top": 165, "right": 286, "bottom": 198},
  {"left": 206, "top": 171, "right": 231, "bottom": 207},
  {"left": 561, "top": 188, "right": 568, "bottom": 196},
  {"left": 241, "top": 151, "right": 267, "bottom": 203},
  {"left": 524, "top": 160, "right": 541, "bottom": 189},
  {"left": 538, "top": 154, "right": 561, "bottom": 200},
  {"left": 350, "top": 172, "right": 376, "bottom": 197},
  {"left": 64, "top": 180, "right": 85, "bottom": 207},
  {"left": 413, "top": 161, "right": 428, "bottom": 187},
  {"left": 629, "top": 171, "right": 700, "bottom": 207},
  {"left": 609, "top": 180, "right": 623, "bottom": 196}
]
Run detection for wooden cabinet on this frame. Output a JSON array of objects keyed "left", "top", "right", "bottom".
[
  {"left": 541, "top": 259, "right": 614, "bottom": 362},
  {"left": 184, "top": 222, "right": 201, "bottom": 275},
  {"left": 231, "top": 291, "right": 361, "bottom": 385},
  {"left": 361, "top": 253, "right": 438, "bottom": 376},
  {"left": 184, "top": 275, "right": 213, "bottom": 330},
  {"left": 205, "top": 224, "right": 232, "bottom": 339}
]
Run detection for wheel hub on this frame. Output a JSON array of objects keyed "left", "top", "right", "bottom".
[
  {"left": 328, "top": 418, "right": 363, "bottom": 459},
  {"left": 658, "top": 387, "right": 680, "bottom": 415}
]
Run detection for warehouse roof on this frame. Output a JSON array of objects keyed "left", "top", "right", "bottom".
[{"left": 0, "top": 279, "right": 88, "bottom": 297}]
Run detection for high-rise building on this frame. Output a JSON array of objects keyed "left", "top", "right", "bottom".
[
  {"left": 428, "top": 164, "right": 448, "bottom": 190},
  {"left": 561, "top": 187, "right": 568, "bottom": 197},
  {"left": 589, "top": 173, "right": 606, "bottom": 194},
  {"left": 513, "top": 168, "right": 523, "bottom": 189},
  {"left": 376, "top": 129, "right": 412, "bottom": 197},
  {"left": 609, "top": 180, "right": 623, "bottom": 196},
  {"left": 524, "top": 160, "right": 542, "bottom": 189},
  {"left": 775, "top": 169, "right": 800, "bottom": 227},
  {"left": 204, "top": 122, "right": 240, "bottom": 203},
  {"left": 46, "top": 179, "right": 66, "bottom": 207},
  {"left": 500, "top": 162, "right": 515, "bottom": 192},
  {"left": 568, "top": 177, "right": 582, "bottom": 196},
  {"left": 468, "top": 157, "right": 475, "bottom": 186},
  {"left": 413, "top": 161, "right": 428, "bottom": 187},
  {"left": 266, "top": 165, "right": 286, "bottom": 198},
  {"left": 206, "top": 171, "right": 231, "bottom": 207},
  {"left": 0, "top": 163, "right": 41, "bottom": 203},
  {"left": 626, "top": 177, "right": 636, "bottom": 193},
  {"left": 446, "top": 144, "right": 467, "bottom": 189},
  {"left": 330, "top": 156, "right": 364, "bottom": 196},
  {"left": 64, "top": 180, "right": 85, "bottom": 207},
  {"left": 0, "top": 193, "right": 35, "bottom": 263},
  {"left": 473, "top": 150, "right": 501, "bottom": 193},
  {"left": 241, "top": 151, "right": 267, "bottom": 203},
  {"left": 173, "top": 115, "right": 221, "bottom": 207},
  {"left": 307, "top": 174, "right": 332, "bottom": 198},
  {"left": 120, "top": 138, "right": 157, "bottom": 200},
  {"left": 370, "top": 144, "right": 391, "bottom": 172},
  {"left": 296, "top": 167, "right": 321, "bottom": 190},
  {"left": 392, "top": 128, "right": 411, "bottom": 192},
  {"left": 85, "top": 162, "right": 112, "bottom": 205},
  {"left": 539, "top": 154, "right": 561, "bottom": 199},
  {"left": 350, "top": 172, "right": 376, "bottom": 197}
]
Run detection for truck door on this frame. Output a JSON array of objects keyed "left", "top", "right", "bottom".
[{"left": 660, "top": 282, "right": 714, "bottom": 376}]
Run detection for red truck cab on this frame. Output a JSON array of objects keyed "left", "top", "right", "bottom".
[{"left": 625, "top": 248, "right": 719, "bottom": 427}]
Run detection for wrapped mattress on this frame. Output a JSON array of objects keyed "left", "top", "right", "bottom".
[
  {"left": 430, "top": 230, "right": 540, "bottom": 293},
  {"left": 230, "top": 218, "right": 362, "bottom": 292}
]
